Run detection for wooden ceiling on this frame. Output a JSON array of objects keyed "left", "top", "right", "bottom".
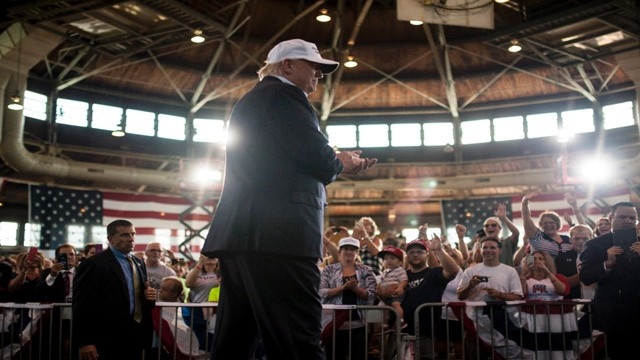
[{"left": 1, "top": 0, "right": 639, "bottom": 227}]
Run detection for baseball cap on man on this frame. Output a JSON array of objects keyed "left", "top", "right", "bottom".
[
  {"left": 378, "top": 246, "right": 404, "bottom": 260},
  {"left": 406, "top": 239, "right": 428, "bottom": 251},
  {"left": 338, "top": 237, "right": 360, "bottom": 249},
  {"left": 266, "top": 39, "right": 339, "bottom": 74}
]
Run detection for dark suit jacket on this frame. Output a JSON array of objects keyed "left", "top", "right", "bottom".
[
  {"left": 72, "top": 248, "right": 154, "bottom": 356},
  {"left": 579, "top": 232, "right": 640, "bottom": 333},
  {"left": 202, "top": 76, "right": 343, "bottom": 259},
  {"left": 35, "top": 267, "right": 68, "bottom": 303}
]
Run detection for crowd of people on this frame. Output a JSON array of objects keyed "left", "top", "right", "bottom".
[
  {"left": 316, "top": 194, "right": 640, "bottom": 360},
  {"left": 0, "top": 220, "right": 221, "bottom": 360},
  {"left": 2, "top": 36, "right": 639, "bottom": 360},
  {"left": 0, "top": 198, "right": 638, "bottom": 360}
]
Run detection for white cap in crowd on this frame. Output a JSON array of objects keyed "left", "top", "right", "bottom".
[{"left": 338, "top": 237, "right": 360, "bottom": 249}]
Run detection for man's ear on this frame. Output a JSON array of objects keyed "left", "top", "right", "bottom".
[{"left": 280, "top": 59, "right": 293, "bottom": 74}]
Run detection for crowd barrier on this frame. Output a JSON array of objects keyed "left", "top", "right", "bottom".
[{"left": 0, "top": 300, "right": 606, "bottom": 360}]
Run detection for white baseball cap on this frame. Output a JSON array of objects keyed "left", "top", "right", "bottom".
[
  {"left": 338, "top": 237, "right": 360, "bottom": 249},
  {"left": 266, "top": 39, "right": 339, "bottom": 74}
]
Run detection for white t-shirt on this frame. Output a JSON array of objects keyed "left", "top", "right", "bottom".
[{"left": 457, "top": 263, "right": 523, "bottom": 302}]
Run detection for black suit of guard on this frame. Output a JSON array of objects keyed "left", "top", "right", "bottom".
[
  {"left": 202, "top": 75, "right": 344, "bottom": 360},
  {"left": 73, "top": 248, "right": 153, "bottom": 359}
]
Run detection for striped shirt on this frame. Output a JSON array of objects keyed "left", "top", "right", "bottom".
[{"left": 529, "top": 231, "right": 572, "bottom": 258}]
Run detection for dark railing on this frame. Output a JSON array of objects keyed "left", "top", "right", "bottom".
[{"left": 0, "top": 300, "right": 606, "bottom": 360}]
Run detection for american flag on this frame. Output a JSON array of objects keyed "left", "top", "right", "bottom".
[
  {"left": 29, "top": 185, "right": 103, "bottom": 249},
  {"left": 510, "top": 187, "right": 630, "bottom": 233},
  {"left": 102, "top": 192, "right": 216, "bottom": 253},
  {"left": 441, "top": 197, "right": 513, "bottom": 238},
  {"left": 29, "top": 185, "right": 216, "bottom": 253}
]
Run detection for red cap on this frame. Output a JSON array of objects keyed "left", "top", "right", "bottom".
[
  {"left": 406, "top": 239, "right": 428, "bottom": 251},
  {"left": 378, "top": 246, "right": 404, "bottom": 260}
]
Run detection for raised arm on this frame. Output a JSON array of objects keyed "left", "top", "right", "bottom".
[
  {"left": 513, "top": 235, "right": 529, "bottom": 267},
  {"left": 564, "top": 192, "right": 587, "bottom": 226},
  {"left": 429, "top": 235, "right": 460, "bottom": 280},
  {"left": 496, "top": 203, "right": 519, "bottom": 246},
  {"left": 522, "top": 190, "right": 541, "bottom": 240},
  {"left": 455, "top": 224, "right": 469, "bottom": 261}
]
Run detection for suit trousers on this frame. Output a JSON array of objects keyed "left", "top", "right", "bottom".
[{"left": 211, "top": 253, "right": 324, "bottom": 360}]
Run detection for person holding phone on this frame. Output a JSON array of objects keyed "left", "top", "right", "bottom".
[
  {"left": 37, "top": 244, "right": 78, "bottom": 303},
  {"left": 457, "top": 237, "right": 524, "bottom": 302},
  {"left": 34, "top": 244, "right": 78, "bottom": 359},
  {"left": 579, "top": 201, "right": 640, "bottom": 360},
  {"left": 8, "top": 249, "right": 45, "bottom": 302}
]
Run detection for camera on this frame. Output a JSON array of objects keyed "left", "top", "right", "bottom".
[
  {"left": 477, "top": 276, "right": 489, "bottom": 282},
  {"left": 476, "top": 229, "right": 486, "bottom": 238}
]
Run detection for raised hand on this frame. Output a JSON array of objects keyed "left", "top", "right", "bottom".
[{"left": 495, "top": 203, "right": 507, "bottom": 219}]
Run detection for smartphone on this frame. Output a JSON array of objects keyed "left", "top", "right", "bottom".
[
  {"left": 95, "top": 244, "right": 103, "bottom": 253},
  {"left": 613, "top": 228, "right": 639, "bottom": 258},
  {"left": 477, "top": 276, "right": 489, "bottom": 282},
  {"left": 56, "top": 253, "right": 69, "bottom": 270},
  {"left": 476, "top": 229, "right": 486, "bottom": 238},
  {"left": 526, "top": 254, "right": 535, "bottom": 268},
  {"left": 27, "top": 247, "right": 38, "bottom": 262}
]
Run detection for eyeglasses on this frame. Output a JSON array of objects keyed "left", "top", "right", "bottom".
[
  {"left": 484, "top": 223, "right": 499, "bottom": 228},
  {"left": 147, "top": 249, "right": 163, "bottom": 253}
]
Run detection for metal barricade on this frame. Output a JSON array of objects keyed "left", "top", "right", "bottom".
[
  {"left": 411, "top": 299, "right": 606, "bottom": 360},
  {"left": 0, "top": 300, "right": 606, "bottom": 360}
]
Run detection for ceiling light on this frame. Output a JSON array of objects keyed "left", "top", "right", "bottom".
[
  {"left": 7, "top": 91, "right": 24, "bottom": 111},
  {"left": 508, "top": 39, "right": 522, "bottom": 53},
  {"left": 316, "top": 9, "right": 331, "bottom": 23},
  {"left": 190, "top": 29, "right": 205, "bottom": 43},
  {"left": 111, "top": 129, "right": 125, "bottom": 137},
  {"left": 495, "top": 0, "right": 510, "bottom": 3},
  {"left": 8, "top": 25, "right": 24, "bottom": 111},
  {"left": 409, "top": 20, "right": 423, "bottom": 26},
  {"left": 344, "top": 56, "right": 358, "bottom": 68}
]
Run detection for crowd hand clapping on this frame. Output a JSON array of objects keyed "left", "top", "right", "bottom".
[
  {"left": 495, "top": 203, "right": 508, "bottom": 218},
  {"left": 343, "top": 278, "right": 358, "bottom": 290},
  {"left": 418, "top": 223, "right": 428, "bottom": 239},
  {"left": 337, "top": 150, "right": 377, "bottom": 175},
  {"left": 522, "top": 189, "right": 541, "bottom": 202},
  {"left": 428, "top": 234, "right": 443, "bottom": 250}
]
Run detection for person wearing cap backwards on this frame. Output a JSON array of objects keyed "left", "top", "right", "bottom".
[
  {"left": 200, "top": 39, "right": 377, "bottom": 360},
  {"left": 319, "top": 237, "right": 377, "bottom": 360},
  {"left": 379, "top": 234, "right": 460, "bottom": 355},
  {"left": 377, "top": 246, "right": 408, "bottom": 327}
]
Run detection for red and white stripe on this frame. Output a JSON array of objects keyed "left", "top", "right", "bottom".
[
  {"left": 103, "top": 192, "right": 216, "bottom": 252},
  {"left": 511, "top": 188, "right": 629, "bottom": 233}
]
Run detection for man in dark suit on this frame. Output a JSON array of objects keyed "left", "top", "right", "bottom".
[
  {"left": 73, "top": 219, "right": 157, "bottom": 360},
  {"left": 35, "top": 244, "right": 77, "bottom": 359},
  {"left": 201, "top": 38, "right": 377, "bottom": 360},
  {"left": 579, "top": 201, "right": 640, "bottom": 359}
]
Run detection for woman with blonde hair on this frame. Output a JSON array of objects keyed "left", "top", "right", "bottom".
[{"left": 519, "top": 250, "right": 576, "bottom": 359}]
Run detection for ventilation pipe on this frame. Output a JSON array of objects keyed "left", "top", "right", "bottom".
[
  {"left": 0, "top": 24, "right": 187, "bottom": 189},
  {"left": 1, "top": 24, "right": 638, "bottom": 193}
]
